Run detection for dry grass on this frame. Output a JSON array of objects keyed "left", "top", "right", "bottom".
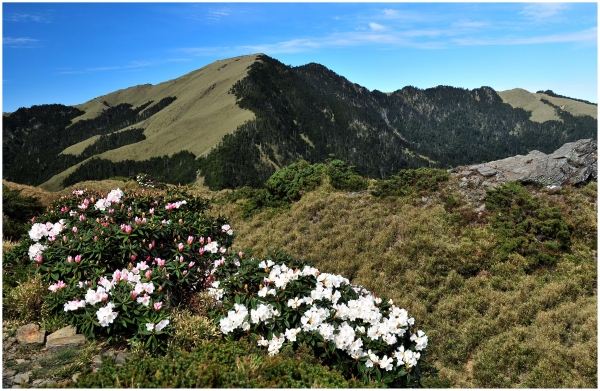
[
  {"left": 3, "top": 180, "right": 61, "bottom": 206},
  {"left": 41, "top": 54, "right": 259, "bottom": 191},
  {"left": 207, "top": 181, "right": 597, "bottom": 388},
  {"left": 4, "top": 178, "right": 596, "bottom": 387},
  {"left": 498, "top": 88, "right": 597, "bottom": 123}
]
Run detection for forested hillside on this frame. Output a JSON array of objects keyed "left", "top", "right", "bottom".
[
  {"left": 198, "top": 55, "right": 596, "bottom": 189},
  {"left": 2, "top": 98, "right": 176, "bottom": 186}
]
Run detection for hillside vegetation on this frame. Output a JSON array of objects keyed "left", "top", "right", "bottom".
[
  {"left": 198, "top": 55, "right": 597, "bottom": 189},
  {"left": 2, "top": 160, "right": 596, "bottom": 387}
]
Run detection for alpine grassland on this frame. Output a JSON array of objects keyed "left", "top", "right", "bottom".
[{"left": 2, "top": 163, "right": 596, "bottom": 388}]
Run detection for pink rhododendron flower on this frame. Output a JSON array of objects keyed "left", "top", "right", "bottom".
[
  {"left": 75, "top": 255, "right": 82, "bottom": 263},
  {"left": 145, "top": 270, "right": 152, "bottom": 280},
  {"left": 177, "top": 243, "right": 184, "bottom": 252},
  {"left": 187, "top": 236, "right": 194, "bottom": 245},
  {"left": 153, "top": 302, "right": 163, "bottom": 311},
  {"left": 72, "top": 227, "right": 78, "bottom": 233}
]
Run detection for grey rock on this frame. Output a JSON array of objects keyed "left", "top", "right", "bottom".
[
  {"left": 476, "top": 166, "right": 498, "bottom": 177},
  {"left": 46, "top": 326, "right": 76, "bottom": 344},
  {"left": 32, "top": 379, "right": 44, "bottom": 386},
  {"left": 459, "top": 170, "right": 472, "bottom": 177},
  {"left": 72, "top": 373, "right": 82, "bottom": 383},
  {"left": 474, "top": 139, "right": 597, "bottom": 187},
  {"left": 13, "top": 373, "right": 29, "bottom": 384},
  {"left": 3, "top": 370, "right": 17, "bottom": 378},
  {"left": 474, "top": 204, "right": 486, "bottom": 213},
  {"left": 91, "top": 355, "right": 104, "bottom": 370},
  {"left": 46, "top": 334, "right": 86, "bottom": 352},
  {"left": 38, "top": 379, "right": 58, "bottom": 387},
  {"left": 115, "top": 352, "right": 132, "bottom": 365},
  {"left": 102, "top": 349, "right": 117, "bottom": 360},
  {"left": 15, "top": 324, "right": 45, "bottom": 346},
  {"left": 15, "top": 359, "right": 28, "bottom": 365}
]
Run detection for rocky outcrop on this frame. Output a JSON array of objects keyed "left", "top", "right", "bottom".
[
  {"left": 46, "top": 326, "right": 86, "bottom": 352},
  {"left": 15, "top": 324, "right": 45, "bottom": 346},
  {"left": 467, "top": 139, "right": 597, "bottom": 187}
]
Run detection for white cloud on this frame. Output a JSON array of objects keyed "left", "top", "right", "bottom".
[
  {"left": 453, "top": 27, "right": 597, "bottom": 46},
  {"left": 369, "top": 22, "right": 386, "bottom": 31},
  {"left": 520, "top": 3, "right": 568, "bottom": 23},
  {"left": 3, "top": 37, "right": 40, "bottom": 48},
  {"left": 4, "top": 13, "right": 45, "bottom": 23},
  {"left": 207, "top": 8, "right": 230, "bottom": 21}
]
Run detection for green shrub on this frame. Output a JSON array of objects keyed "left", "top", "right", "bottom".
[
  {"left": 372, "top": 168, "right": 449, "bottom": 198},
  {"left": 265, "top": 160, "right": 325, "bottom": 203},
  {"left": 325, "top": 159, "right": 369, "bottom": 192},
  {"left": 2, "top": 186, "right": 234, "bottom": 353},
  {"left": 72, "top": 338, "right": 373, "bottom": 388},
  {"left": 486, "top": 182, "right": 572, "bottom": 270},
  {"left": 2, "top": 185, "right": 46, "bottom": 241}
]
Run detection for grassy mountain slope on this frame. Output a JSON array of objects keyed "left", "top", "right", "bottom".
[
  {"left": 206, "top": 179, "right": 597, "bottom": 388},
  {"left": 3, "top": 172, "right": 596, "bottom": 388},
  {"left": 498, "top": 88, "right": 597, "bottom": 123},
  {"left": 71, "top": 54, "right": 257, "bottom": 160}
]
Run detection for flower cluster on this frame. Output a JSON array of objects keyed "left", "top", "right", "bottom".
[
  {"left": 7, "top": 186, "right": 235, "bottom": 353},
  {"left": 208, "top": 253, "right": 429, "bottom": 386},
  {"left": 94, "top": 188, "right": 124, "bottom": 211}
]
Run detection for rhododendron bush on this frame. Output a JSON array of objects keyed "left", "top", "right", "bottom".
[
  {"left": 207, "top": 251, "right": 429, "bottom": 387},
  {"left": 5, "top": 186, "right": 430, "bottom": 386},
  {"left": 4, "top": 187, "right": 234, "bottom": 352}
]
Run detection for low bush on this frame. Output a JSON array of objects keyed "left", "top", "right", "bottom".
[
  {"left": 372, "top": 168, "right": 450, "bottom": 198},
  {"left": 2, "top": 186, "right": 234, "bottom": 353},
  {"left": 325, "top": 159, "right": 369, "bottom": 192},
  {"left": 3, "top": 273, "right": 45, "bottom": 323},
  {"left": 207, "top": 250, "right": 429, "bottom": 387},
  {"left": 486, "top": 182, "right": 572, "bottom": 270},
  {"left": 72, "top": 338, "right": 374, "bottom": 388},
  {"left": 167, "top": 309, "right": 221, "bottom": 352},
  {"left": 2, "top": 185, "right": 47, "bottom": 241}
]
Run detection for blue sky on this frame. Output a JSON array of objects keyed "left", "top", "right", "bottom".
[{"left": 2, "top": 2, "right": 598, "bottom": 112}]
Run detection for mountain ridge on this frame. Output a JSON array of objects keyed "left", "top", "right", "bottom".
[{"left": 2, "top": 54, "right": 596, "bottom": 191}]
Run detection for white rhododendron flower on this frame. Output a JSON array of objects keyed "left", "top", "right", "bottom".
[
  {"left": 106, "top": 188, "right": 124, "bottom": 203},
  {"left": 64, "top": 300, "right": 86, "bottom": 312},
  {"left": 29, "top": 223, "right": 48, "bottom": 241},
  {"left": 28, "top": 243, "right": 47, "bottom": 260},
  {"left": 204, "top": 241, "right": 219, "bottom": 254},
  {"left": 155, "top": 319, "right": 170, "bottom": 332},
  {"left": 85, "top": 287, "right": 109, "bottom": 305},
  {"left": 267, "top": 334, "right": 285, "bottom": 356},
  {"left": 284, "top": 327, "right": 301, "bottom": 342},
  {"left": 410, "top": 329, "right": 428, "bottom": 350},
  {"left": 94, "top": 198, "right": 111, "bottom": 211},
  {"left": 96, "top": 302, "right": 118, "bottom": 327}
]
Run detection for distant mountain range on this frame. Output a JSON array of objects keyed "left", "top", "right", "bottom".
[{"left": 2, "top": 54, "right": 597, "bottom": 191}]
